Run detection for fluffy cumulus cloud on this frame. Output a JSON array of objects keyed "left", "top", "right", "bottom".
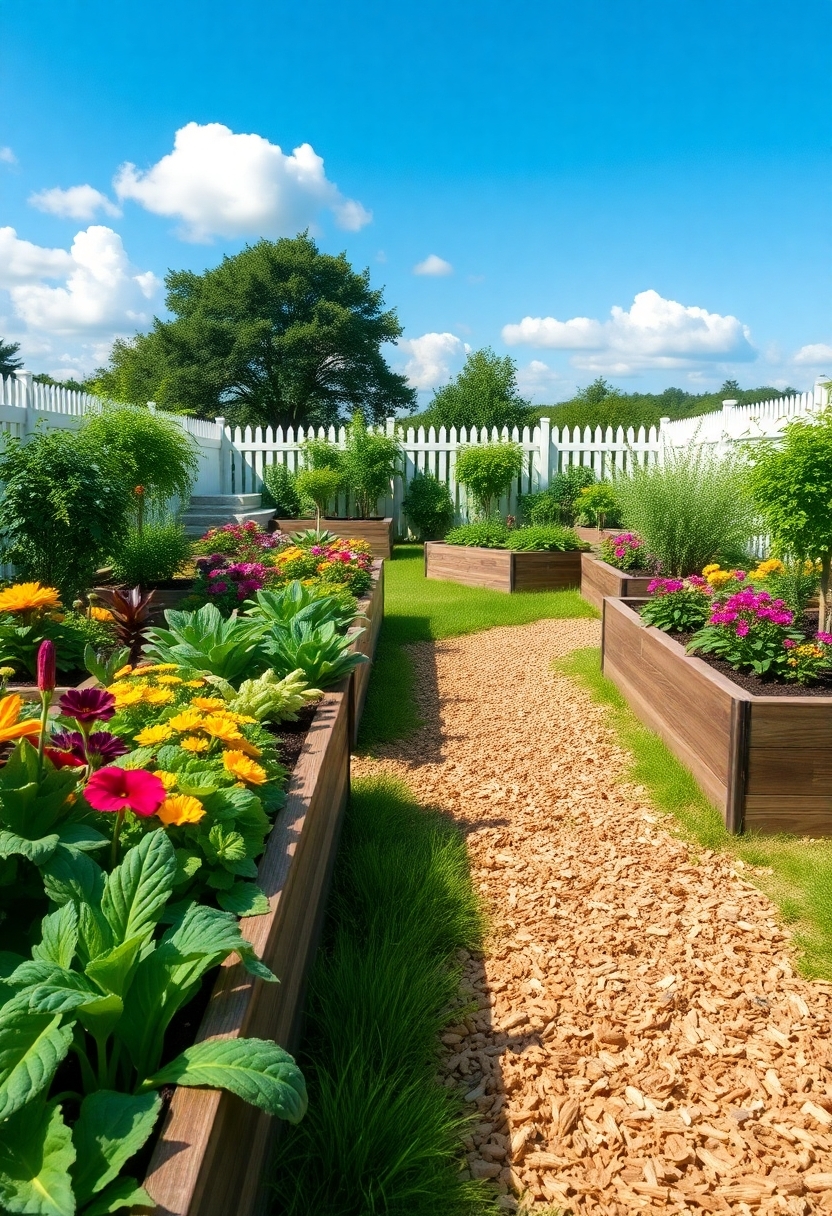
[
  {"left": 0, "top": 225, "right": 159, "bottom": 336},
  {"left": 29, "top": 184, "right": 121, "bottom": 220},
  {"left": 114, "top": 122, "right": 371, "bottom": 242},
  {"left": 0, "top": 147, "right": 16, "bottom": 165},
  {"left": 793, "top": 343, "right": 832, "bottom": 367},
  {"left": 396, "top": 332, "right": 470, "bottom": 390},
  {"left": 413, "top": 254, "right": 453, "bottom": 277},
  {"left": 502, "top": 289, "right": 755, "bottom": 373},
  {"left": 516, "top": 359, "right": 563, "bottom": 402}
]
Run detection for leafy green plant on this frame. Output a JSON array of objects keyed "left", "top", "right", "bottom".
[
  {"left": 427, "top": 347, "right": 528, "bottom": 433},
  {"left": 764, "top": 559, "right": 821, "bottom": 617},
  {"left": 454, "top": 441, "right": 524, "bottom": 518},
  {"left": 402, "top": 474, "right": 455, "bottom": 540},
  {"left": 142, "top": 604, "right": 266, "bottom": 682},
  {"left": 90, "top": 587, "right": 155, "bottom": 665},
  {"left": 443, "top": 521, "right": 509, "bottom": 548},
  {"left": 289, "top": 528, "right": 338, "bottom": 546},
  {"left": 340, "top": 410, "right": 400, "bottom": 518},
  {"left": 0, "top": 430, "right": 131, "bottom": 602},
  {"left": 110, "top": 519, "right": 191, "bottom": 587},
  {"left": 245, "top": 581, "right": 357, "bottom": 633},
  {"left": 613, "top": 446, "right": 756, "bottom": 576},
  {"left": 576, "top": 482, "right": 619, "bottom": 530},
  {"left": 639, "top": 578, "right": 714, "bottom": 632},
  {"left": 295, "top": 468, "right": 344, "bottom": 531},
  {"left": 748, "top": 410, "right": 832, "bottom": 630},
  {"left": 0, "top": 606, "right": 110, "bottom": 679},
  {"left": 301, "top": 436, "right": 343, "bottom": 471},
  {"left": 84, "top": 645, "right": 131, "bottom": 686},
  {"left": 508, "top": 525, "right": 585, "bottom": 552},
  {"left": 521, "top": 466, "right": 595, "bottom": 525},
  {"left": 263, "top": 620, "right": 368, "bottom": 687},
  {"left": 215, "top": 668, "right": 322, "bottom": 724},
  {"left": 0, "top": 831, "right": 306, "bottom": 1215},
  {"left": 262, "top": 463, "right": 313, "bottom": 518}
]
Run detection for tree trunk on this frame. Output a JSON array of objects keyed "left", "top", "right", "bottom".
[{"left": 819, "top": 553, "right": 831, "bottom": 633}]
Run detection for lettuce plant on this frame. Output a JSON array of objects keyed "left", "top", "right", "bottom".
[
  {"left": 218, "top": 668, "right": 322, "bottom": 724},
  {"left": 142, "top": 603, "right": 266, "bottom": 682},
  {"left": 0, "top": 831, "right": 306, "bottom": 1215},
  {"left": 264, "top": 620, "right": 368, "bottom": 688}
]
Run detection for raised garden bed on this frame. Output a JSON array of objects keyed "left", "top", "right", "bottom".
[
  {"left": 424, "top": 541, "right": 582, "bottom": 592},
  {"left": 602, "top": 596, "right": 832, "bottom": 837},
  {"left": 140, "top": 564, "right": 383, "bottom": 1214},
  {"left": 580, "top": 552, "right": 655, "bottom": 613},
  {"left": 275, "top": 516, "right": 393, "bottom": 560}
]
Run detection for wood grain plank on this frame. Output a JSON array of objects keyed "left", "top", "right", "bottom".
[
  {"left": 424, "top": 542, "right": 512, "bottom": 590},
  {"left": 512, "top": 551, "right": 582, "bottom": 591},
  {"left": 744, "top": 797, "right": 832, "bottom": 836},
  {"left": 749, "top": 701, "right": 832, "bottom": 748},
  {"left": 580, "top": 555, "right": 653, "bottom": 612},
  {"left": 276, "top": 518, "right": 393, "bottom": 559}
]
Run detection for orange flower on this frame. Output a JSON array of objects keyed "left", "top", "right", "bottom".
[
  {"left": 0, "top": 582, "right": 61, "bottom": 614},
  {"left": 157, "top": 794, "right": 206, "bottom": 826},
  {"left": 201, "top": 714, "right": 243, "bottom": 744},
  {"left": 88, "top": 606, "right": 113, "bottom": 622},
  {"left": 142, "top": 687, "right": 175, "bottom": 706},
  {"left": 113, "top": 664, "right": 133, "bottom": 679},
  {"left": 0, "top": 695, "right": 41, "bottom": 744},
  {"left": 168, "top": 708, "right": 207, "bottom": 732},
  {"left": 223, "top": 750, "right": 267, "bottom": 785}
]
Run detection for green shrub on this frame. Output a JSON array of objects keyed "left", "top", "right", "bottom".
[
  {"left": 402, "top": 473, "right": 455, "bottom": 540},
  {"left": 262, "top": 463, "right": 313, "bottom": 517},
  {"left": 521, "top": 465, "right": 595, "bottom": 525},
  {"left": 110, "top": 519, "right": 191, "bottom": 586},
  {"left": 509, "top": 524, "right": 585, "bottom": 552},
  {"left": 613, "top": 447, "right": 756, "bottom": 576},
  {"left": 575, "top": 482, "right": 620, "bottom": 530},
  {"left": 0, "top": 429, "right": 130, "bottom": 601},
  {"left": 302, "top": 436, "right": 343, "bottom": 471},
  {"left": 295, "top": 467, "right": 344, "bottom": 530},
  {"left": 341, "top": 410, "right": 401, "bottom": 518},
  {"left": 454, "top": 441, "right": 524, "bottom": 518},
  {"left": 443, "top": 521, "right": 509, "bottom": 548}
]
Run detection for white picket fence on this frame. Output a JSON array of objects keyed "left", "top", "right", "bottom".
[{"left": 1, "top": 370, "right": 828, "bottom": 533}]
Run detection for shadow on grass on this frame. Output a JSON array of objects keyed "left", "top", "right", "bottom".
[{"left": 557, "top": 644, "right": 832, "bottom": 980}]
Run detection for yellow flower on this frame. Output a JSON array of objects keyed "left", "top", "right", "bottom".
[
  {"left": 168, "top": 708, "right": 207, "bottom": 732},
  {"left": 113, "top": 664, "right": 133, "bottom": 679},
  {"left": 140, "top": 663, "right": 178, "bottom": 673},
  {"left": 227, "top": 736, "right": 262, "bottom": 758},
  {"left": 223, "top": 750, "right": 267, "bottom": 785},
  {"left": 135, "top": 723, "right": 174, "bottom": 746},
  {"left": 0, "top": 582, "right": 61, "bottom": 614},
  {"left": 184, "top": 679, "right": 206, "bottom": 688},
  {"left": 110, "top": 684, "right": 148, "bottom": 707},
  {"left": 705, "top": 569, "right": 733, "bottom": 588},
  {"left": 190, "top": 696, "right": 227, "bottom": 712},
  {"left": 0, "top": 694, "right": 42, "bottom": 744},
  {"left": 180, "top": 735, "right": 210, "bottom": 753},
  {"left": 702, "top": 564, "right": 720, "bottom": 576},
  {"left": 157, "top": 794, "right": 206, "bottom": 826},
  {"left": 142, "top": 687, "right": 175, "bottom": 706},
  {"left": 0, "top": 666, "right": 15, "bottom": 680},
  {"left": 156, "top": 674, "right": 183, "bottom": 686},
  {"left": 154, "top": 770, "right": 179, "bottom": 790},
  {"left": 88, "top": 606, "right": 113, "bottom": 622},
  {"left": 201, "top": 714, "right": 243, "bottom": 743}
]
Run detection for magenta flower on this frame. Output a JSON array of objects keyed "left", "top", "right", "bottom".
[
  {"left": 58, "top": 687, "right": 116, "bottom": 724},
  {"left": 50, "top": 728, "right": 129, "bottom": 767},
  {"left": 37, "top": 640, "right": 56, "bottom": 693},
  {"left": 85, "top": 766, "right": 166, "bottom": 817},
  {"left": 783, "top": 638, "right": 797, "bottom": 649},
  {"left": 816, "top": 632, "right": 832, "bottom": 645},
  {"left": 735, "top": 621, "right": 750, "bottom": 637}
]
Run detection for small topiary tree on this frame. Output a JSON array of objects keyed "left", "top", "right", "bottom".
[
  {"left": 454, "top": 442, "right": 524, "bottom": 519},
  {"left": 295, "top": 467, "right": 344, "bottom": 531},
  {"left": 749, "top": 409, "right": 832, "bottom": 629},
  {"left": 402, "top": 473, "right": 455, "bottom": 540},
  {"left": 576, "top": 482, "right": 619, "bottom": 532}
]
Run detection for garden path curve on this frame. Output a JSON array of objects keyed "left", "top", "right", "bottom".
[{"left": 353, "top": 619, "right": 832, "bottom": 1215}]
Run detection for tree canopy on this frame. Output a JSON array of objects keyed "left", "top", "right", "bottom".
[
  {"left": 0, "top": 337, "right": 22, "bottom": 378},
  {"left": 92, "top": 234, "right": 416, "bottom": 430},
  {"left": 427, "top": 349, "right": 529, "bottom": 433}
]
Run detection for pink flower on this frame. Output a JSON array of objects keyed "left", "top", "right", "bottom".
[
  {"left": 58, "top": 687, "right": 116, "bottom": 724},
  {"left": 85, "top": 766, "right": 166, "bottom": 817},
  {"left": 735, "top": 621, "right": 750, "bottom": 637},
  {"left": 37, "top": 640, "right": 56, "bottom": 693},
  {"left": 816, "top": 632, "right": 832, "bottom": 645},
  {"left": 783, "top": 638, "right": 797, "bottom": 649}
]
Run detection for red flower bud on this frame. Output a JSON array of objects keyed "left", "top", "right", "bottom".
[{"left": 37, "top": 640, "right": 56, "bottom": 692}]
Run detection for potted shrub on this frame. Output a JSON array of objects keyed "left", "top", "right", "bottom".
[{"left": 402, "top": 473, "right": 455, "bottom": 541}]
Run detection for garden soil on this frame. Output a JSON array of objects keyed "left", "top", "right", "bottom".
[{"left": 352, "top": 620, "right": 832, "bottom": 1215}]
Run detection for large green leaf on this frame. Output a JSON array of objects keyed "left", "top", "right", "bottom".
[
  {"left": 76, "top": 904, "right": 113, "bottom": 968},
  {"left": 55, "top": 823, "right": 108, "bottom": 854},
  {"left": 22, "top": 971, "right": 101, "bottom": 1016},
  {"left": 0, "top": 743, "right": 81, "bottom": 839},
  {"left": 32, "top": 903, "right": 78, "bottom": 969},
  {"left": 84, "top": 936, "right": 143, "bottom": 998},
  {"left": 217, "top": 882, "right": 270, "bottom": 918},
  {"left": 143, "top": 1036, "right": 307, "bottom": 1122},
  {"left": 101, "top": 831, "right": 176, "bottom": 948},
  {"left": 0, "top": 1099, "right": 75, "bottom": 1216},
  {"left": 42, "top": 849, "right": 104, "bottom": 909},
  {"left": 0, "top": 1007, "right": 73, "bottom": 1120},
  {"left": 0, "top": 829, "right": 60, "bottom": 865},
  {"left": 71, "top": 1090, "right": 161, "bottom": 1205},
  {"left": 82, "top": 1176, "right": 154, "bottom": 1215},
  {"left": 76, "top": 993, "right": 124, "bottom": 1046}
]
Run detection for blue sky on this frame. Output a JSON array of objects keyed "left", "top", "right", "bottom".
[{"left": 0, "top": 0, "right": 829, "bottom": 403}]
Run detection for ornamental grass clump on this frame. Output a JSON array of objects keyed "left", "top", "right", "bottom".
[{"left": 613, "top": 445, "right": 756, "bottom": 576}]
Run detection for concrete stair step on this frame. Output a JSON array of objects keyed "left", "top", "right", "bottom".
[
  {"left": 183, "top": 507, "right": 275, "bottom": 537},
  {"left": 189, "top": 494, "right": 262, "bottom": 508}
]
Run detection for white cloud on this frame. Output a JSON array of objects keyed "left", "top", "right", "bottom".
[
  {"left": 114, "top": 121, "right": 371, "bottom": 242},
  {"left": 0, "top": 228, "right": 73, "bottom": 283},
  {"left": 502, "top": 289, "right": 755, "bottom": 372},
  {"left": 0, "top": 147, "right": 16, "bottom": 165},
  {"left": 29, "top": 184, "right": 121, "bottom": 220},
  {"left": 2, "top": 226, "right": 160, "bottom": 335},
  {"left": 413, "top": 254, "right": 453, "bottom": 277},
  {"left": 794, "top": 343, "right": 832, "bottom": 366},
  {"left": 397, "top": 332, "right": 469, "bottom": 390},
  {"left": 516, "top": 359, "right": 563, "bottom": 402}
]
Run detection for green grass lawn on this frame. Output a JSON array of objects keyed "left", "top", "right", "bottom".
[
  {"left": 359, "top": 544, "right": 596, "bottom": 747},
  {"left": 558, "top": 647, "right": 832, "bottom": 980}
]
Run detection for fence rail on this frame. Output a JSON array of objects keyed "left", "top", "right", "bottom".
[{"left": 1, "top": 370, "right": 828, "bottom": 534}]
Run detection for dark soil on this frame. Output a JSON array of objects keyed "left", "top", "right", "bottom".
[{"left": 268, "top": 702, "right": 319, "bottom": 771}]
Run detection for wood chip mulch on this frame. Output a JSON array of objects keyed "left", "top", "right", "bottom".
[{"left": 352, "top": 619, "right": 832, "bottom": 1215}]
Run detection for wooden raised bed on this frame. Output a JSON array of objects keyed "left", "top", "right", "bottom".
[
  {"left": 602, "top": 596, "right": 832, "bottom": 837},
  {"left": 275, "top": 517, "right": 393, "bottom": 560},
  {"left": 424, "top": 542, "right": 582, "bottom": 592},
  {"left": 580, "top": 553, "right": 655, "bottom": 613},
  {"left": 141, "top": 567, "right": 383, "bottom": 1215}
]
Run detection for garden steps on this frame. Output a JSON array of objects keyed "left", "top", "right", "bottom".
[
  {"left": 181, "top": 493, "right": 274, "bottom": 536},
  {"left": 353, "top": 620, "right": 832, "bottom": 1213}
]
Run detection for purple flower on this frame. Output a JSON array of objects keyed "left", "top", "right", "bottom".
[
  {"left": 783, "top": 638, "right": 797, "bottom": 649},
  {"left": 58, "top": 687, "right": 116, "bottom": 724},
  {"left": 37, "top": 640, "right": 56, "bottom": 693},
  {"left": 735, "top": 621, "right": 750, "bottom": 637},
  {"left": 50, "top": 728, "right": 128, "bottom": 768},
  {"left": 209, "top": 581, "right": 228, "bottom": 594}
]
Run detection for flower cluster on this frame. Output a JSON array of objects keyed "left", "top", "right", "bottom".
[
  {"left": 687, "top": 585, "right": 828, "bottom": 681},
  {"left": 640, "top": 575, "right": 713, "bottom": 632},
  {"left": 702, "top": 564, "right": 748, "bottom": 590},
  {"left": 600, "top": 532, "right": 644, "bottom": 572},
  {"left": 194, "top": 554, "right": 273, "bottom": 610},
  {"left": 708, "top": 587, "right": 794, "bottom": 633},
  {"left": 192, "top": 521, "right": 290, "bottom": 562}
]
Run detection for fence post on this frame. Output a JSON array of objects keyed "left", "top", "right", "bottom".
[
  {"left": 14, "top": 369, "right": 34, "bottom": 437},
  {"left": 815, "top": 378, "right": 829, "bottom": 409},
  {"left": 215, "top": 417, "right": 229, "bottom": 495},
  {"left": 537, "top": 415, "right": 551, "bottom": 491},
  {"left": 385, "top": 416, "right": 395, "bottom": 438}
]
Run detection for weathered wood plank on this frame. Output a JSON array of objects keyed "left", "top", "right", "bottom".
[
  {"left": 580, "top": 553, "right": 654, "bottom": 613},
  {"left": 744, "top": 798, "right": 832, "bottom": 836},
  {"left": 512, "top": 550, "right": 582, "bottom": 591},
  {"left": 425, "top": 543, "right": 582, "bottom": 592},
  {"left": 749, "top": 702, "right": 832, "bottom": 748}
]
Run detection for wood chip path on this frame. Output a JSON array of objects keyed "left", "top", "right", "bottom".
[{"left": 352, "top": 619, "right": 832, "bottom": 1215}]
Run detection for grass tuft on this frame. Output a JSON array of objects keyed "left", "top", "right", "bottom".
[
  {"left": 270, "top": 774, "right": 495, "bottom": 1216},
  {"left": 557, "top": 646, "right": 832, "bottom": 979},
  {"left": 359, "top": 544, "right": 596, "bottom": 747}
]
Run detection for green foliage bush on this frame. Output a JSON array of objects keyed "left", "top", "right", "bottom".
[
  {"left": 443, "top": 521, "right": 510, "bottom": 548},
  {"left": 613, "top": 447, "right": 756, "bottom": 576},
  {"left": 521, "top": 465, "right": 595, "bottom": 525},
  {"left": 110, "top": 519, "right": 191, "bottom": 587},
  {"left": 0, "top": 429, "right": 130, "bottom": 601},
  {"left": 80, "top": 405, "right": 198, "bottom": 518},
  {"left": 341, "top": 410, "right": 400, "bottom": 518},
  {"left": 427, "top": 348, "right": 528, "bottom": 433},
  {"left": 295, "top": 467, "right": 344, "bottom": 530},
  {"left": 262, "top": 463, "right": 313, "bottom": 517},
  {"left": 508, "top": 524, "right": 585, "bottom": 551},
  {"left": 575, "top": 482, "right": 620, "bottom": 530},
  {"left": 402, "top": 473, "right": 455, "bottom": 540},
  {"left": 454, "top": 441, "right": 524, "bottom": 518}
]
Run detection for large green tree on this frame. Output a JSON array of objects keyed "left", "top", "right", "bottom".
[
  {"left": 428, "top": 349, "right": 529, "bottom": 433},
  {"left": 93, "top": 234, "right": 416, "bottom": 429},
  {"left": 0, "top": 337, "right": 22, "bottom": 378}
]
